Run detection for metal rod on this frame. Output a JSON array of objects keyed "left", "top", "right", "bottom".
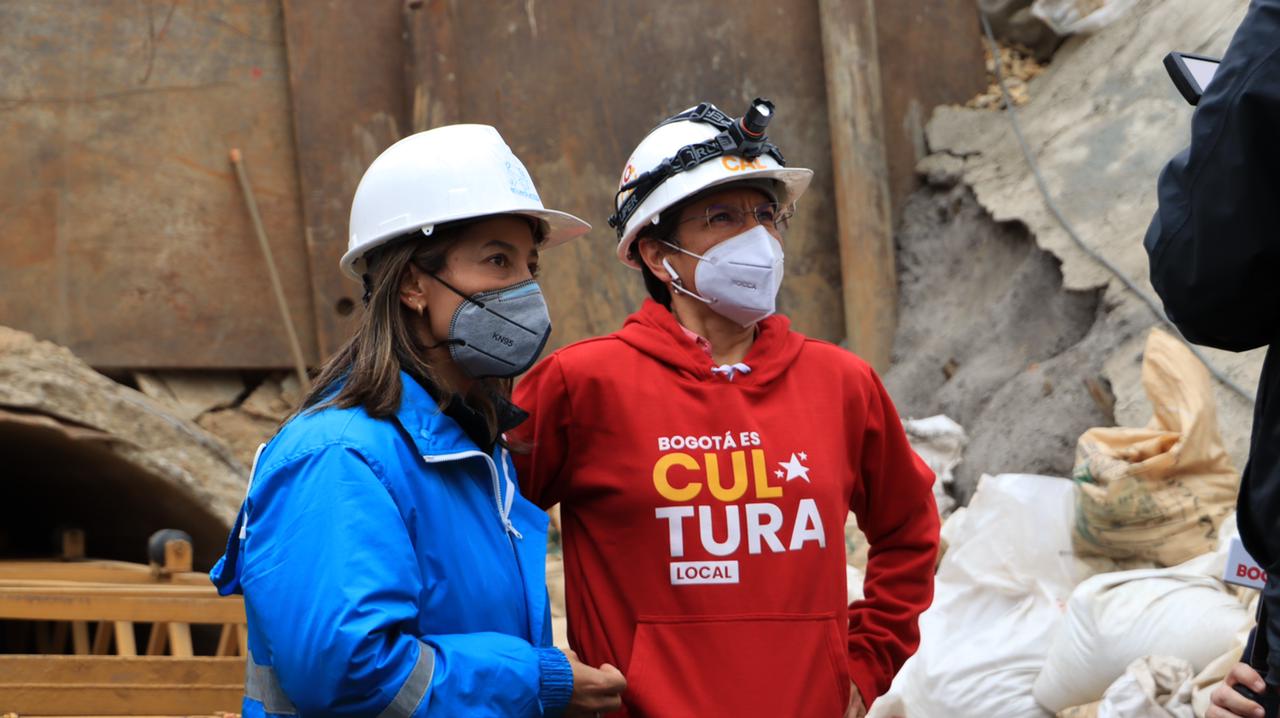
[{"left": 229, "top": 148, "right": 311, "bottom": 392}]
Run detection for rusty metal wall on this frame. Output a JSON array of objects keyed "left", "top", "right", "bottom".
[
  {"left": 0, "top": 0, "right": 982, "bottom": 368},
  {"left": 397, "top": 0, "right": 846, "bottom": 353},
  {"left": 876, "top": 0, "right": 985, "bottom": 219},
  {"left": 0, "top": 0, "right": 317, "bottom": 369},
  {"left": 281, "top": 0, "right": 409, "bottom": 358}
]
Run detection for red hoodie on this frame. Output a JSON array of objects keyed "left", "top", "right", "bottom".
[{"left": 511, "top": 300, "right": 938, "bottom": 717}]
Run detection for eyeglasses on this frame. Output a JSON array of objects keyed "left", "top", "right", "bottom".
[{"left": 677, "top": 202, "right": 794, "bottom": 235}]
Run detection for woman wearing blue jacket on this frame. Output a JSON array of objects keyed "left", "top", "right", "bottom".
[{"left": 211, "top": 125, "right": 627, "bottom": 717}]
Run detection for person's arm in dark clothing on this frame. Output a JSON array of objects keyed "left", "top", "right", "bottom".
[{"left": 1145, "top": 0, "right": 1280, "bottom": 351}]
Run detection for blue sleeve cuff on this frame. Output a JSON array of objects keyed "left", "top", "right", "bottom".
[{"left": 536, "top": 646, "right": 573, "bottom": 715}]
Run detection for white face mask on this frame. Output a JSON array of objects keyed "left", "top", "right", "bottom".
[{"left": 661, "top": 225, "right": 785, "bottom": 327}]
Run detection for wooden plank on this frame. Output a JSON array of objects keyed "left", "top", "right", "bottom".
[
  {"left": 61, "top": 529, "right": 85, "bottom": 560},
  {"left": 161, "top": 539, "right": 194, "bottom": 574},
  {"left": 282, "top": 0, "right": 409, "bottom": 357},
  {"left": 0, "top": 0, "right": 318, "bottom": 368},
  {"left": 166, "top": 623, "right": 194, "bottom": 658},
  {"left": 0, "top": 591, "right": 245, "bottom": 624},
  {"left": 0, "top": 686, "right": 241, "bottom": 715},
  {"left": 215, "top": 624, "right": 235, "bottom": 657},
  {"left": 146, "top": 622, "right": 168, "bottom": 656},
  {"left": 0, "top": 560, "right": 210, "bottom": 585},
  {"left": 114, "top": 622, "right": 137, "bottom": 657},
  {"left": 0, "top": 655, "right": 244, "bottom": 684},
  {"left": 71, "top": 621, "right": 90, "bottom": 655},
  {"left": 92, "top": 621, "right": 112, "bottom": 655},
  {"left": 0, "top": 656, "right": 244, "bottom": 713},
  {"left": 0, "top": 581, "right": 226, "bottom": 595},
  {"left": 818, "top": 0, "right": 896, "bottom": 371}
]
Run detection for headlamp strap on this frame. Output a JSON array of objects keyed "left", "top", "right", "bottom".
[{"left": 607, "top": 100, "right": 787, "bottom": 236}]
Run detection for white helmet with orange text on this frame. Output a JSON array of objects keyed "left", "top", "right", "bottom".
[{"left": 608, "top": 98, "right": 813, "bottom": 269}]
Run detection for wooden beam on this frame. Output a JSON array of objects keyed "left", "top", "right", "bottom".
[
  {"left": 167, "top": 622, "right": 194, "bottom": 658},
  {"left": 215, "top": 624, "right": 236, "bottom": 657},
  {"left": 818, "top": 0, "right": 897, "bottom": 371},
  {"left": 0, "top": 588, "right": 245, "bottom": 624},
  {"left": 0, "top": 686, "right": 241, "bottom": 715},
  {"left": 114, "top": 621, "right": 137, "bottom": 657},
  {"left": 0, "top": 559, "right": 211, "bottom": 585},
  {"left": 146, "top": 622, "right": 168, "bottom": 656},
  {"left": 71, "top": 621, "right": 90, "bottom": 655},
  {"left": 0, "top": 655, "right": 244, "bottom": 714},
  {"left": 0, "top": 655, "right": 244, "bottom": 684},
  {"left": 92, "top": 620, "right": 112, "bottom": 655},
  {"left": 60, "top": 529, "right": 85, "bottom": 561},
  {"left": 0, "top": 580, "right": 226, "bottom": 594}
]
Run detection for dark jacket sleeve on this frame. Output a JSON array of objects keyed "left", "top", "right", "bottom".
[{"left": 1145, "top": 0, "right": 1280, "bottom": 351}]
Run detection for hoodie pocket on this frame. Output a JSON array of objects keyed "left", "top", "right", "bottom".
[{"left": 624, "top": 613, "right": 850, "bottom": 718}]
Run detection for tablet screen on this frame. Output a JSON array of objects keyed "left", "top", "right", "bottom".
[{"left": 1184, "top": 56, "right": 1219, "bottom": 93}]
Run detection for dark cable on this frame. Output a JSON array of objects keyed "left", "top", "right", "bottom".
[{"left": 977, "top": 9, "right": 1254, "bottom": 403}]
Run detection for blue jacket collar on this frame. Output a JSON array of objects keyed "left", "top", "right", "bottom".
[{"left": 393, "top": 371, "right": 479, "bottom": 458}]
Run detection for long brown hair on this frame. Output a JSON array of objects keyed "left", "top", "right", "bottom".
[{"left": 301, "top": 225, "right": 512, "bottom": 443}]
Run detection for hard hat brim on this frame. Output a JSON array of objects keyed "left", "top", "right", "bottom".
[{"left": 340, "top": 208, "right": 590, "bottom": 281}]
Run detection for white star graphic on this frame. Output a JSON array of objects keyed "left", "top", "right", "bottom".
[
  {"left": 799, "top": 451, "right": 808, "bottom": 461},
  {"left": 774, "top": 469, "right": 785, "bottom": 479},
  {"left": 779, "top": 453, "right": 810, "bottom": 482}
]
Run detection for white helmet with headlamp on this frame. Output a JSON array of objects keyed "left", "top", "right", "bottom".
[
  {"left": 608, "top": 98, "right": 813, "bottom": 270},
  {"left": 609, "top": 99, "right": 813, "bottom": 326}
]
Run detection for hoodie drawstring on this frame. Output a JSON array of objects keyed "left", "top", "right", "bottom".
[{"left": 711, "top": 363, "right": 752, "bottom": 381}]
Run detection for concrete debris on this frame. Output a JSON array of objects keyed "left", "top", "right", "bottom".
[
  {"left": 886, "top": 184, "right": 1127, "bottom": 502},
  {"left": 240, "top": 373, "right": 305, "bottom": 424},
  {"left": 916, "top": 153, "right": 966, "bottom": 187},
  {"left": 197, "top": 408, "right": 281, "bottom": 470},
  {"left": 193, "top": 374, "right": 302, "bottom": 468},
  {"left": 133, "top": 370, "right": 246, "bottom": 422},
  {"left": 921, "top": 1, "right": 1259, "bottom": 481}
]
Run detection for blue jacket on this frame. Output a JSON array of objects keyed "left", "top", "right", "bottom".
[{"left": 210, "top": 372, "right": 572, "bottom": 717}]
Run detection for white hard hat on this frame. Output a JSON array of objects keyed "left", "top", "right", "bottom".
[
  {"left": 611, "top": 104, "right": 813, "bottom": 269},
  {"left": 342, "top": 124, "right": 590, "bottom": 280}
]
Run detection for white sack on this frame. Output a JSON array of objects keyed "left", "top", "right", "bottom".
[
  {"left": 1031, "top": 0, "right": 1140, "bottom": 36},
  {"left": 1033, "top": 568, "right": 1251, "bottom": 712},
  {"left": 1096, "top": 656, "right": 1196, "bottom": 718},
  {"left": 869, "top": 474, "right": 1077, "bottom": 718}
]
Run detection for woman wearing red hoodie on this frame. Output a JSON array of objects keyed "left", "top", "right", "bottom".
[{"left": 511, "top": 99, "right": 939, "bottom": 717}]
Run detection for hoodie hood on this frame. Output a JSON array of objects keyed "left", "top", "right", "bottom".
[{"left": 615, "top": 299, "right": 806, "bottom": 386}]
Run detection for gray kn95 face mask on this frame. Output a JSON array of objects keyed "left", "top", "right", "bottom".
[{"left": 430, "top": 275, "right": 553, "bottom": 378}]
